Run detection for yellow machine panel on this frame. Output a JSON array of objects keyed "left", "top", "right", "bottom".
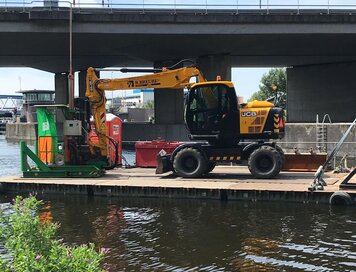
[{"left": 240, "top": 107, "right": 271, "bottom": 134}]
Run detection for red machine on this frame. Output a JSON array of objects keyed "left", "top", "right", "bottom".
[
  {"left": 135, "top": 140, "right": 182, "bottom": 167},
  {"left": 90, "top": 114, "right": 122, "bottom": 166}
]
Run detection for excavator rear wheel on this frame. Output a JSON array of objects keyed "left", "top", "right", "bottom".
[
  {"left": 173, "top": 147, "right": 207, "bottom": 178},
  {"left": 248, "top": 145, "right": 283, "bottom": 179}
]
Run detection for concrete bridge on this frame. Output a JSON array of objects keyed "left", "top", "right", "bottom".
[{"left": 1, "top": 2, "right": 356, "bottom": 126}]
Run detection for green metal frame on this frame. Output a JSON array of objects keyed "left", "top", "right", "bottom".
[{"left": 20, "top": 141, "right": 105, "bottom": 178}]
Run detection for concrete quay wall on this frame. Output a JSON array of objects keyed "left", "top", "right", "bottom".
[
  {"left": 280, "top": 123, "right": 356, "bottom": 155},
  {"left": 122, "top": 123, "right": 189, "bottom": 142},
  {"left": 6, "top": 123, "right": 36, "bottom": 142}
]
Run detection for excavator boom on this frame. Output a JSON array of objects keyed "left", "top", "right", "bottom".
[
  {"left": 85, "top": 65, "right": 206, "bottom": 158},
  {"left": 86, "top": 66, "right": 206, "bottom": 93}
]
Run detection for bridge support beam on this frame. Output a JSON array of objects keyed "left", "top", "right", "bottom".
[
  {"left": 287, "top": 62, "right": 356, "bottom": 122},
  {"left": 54, "top": 73, "right": 69, "bottom": 105},
  {"left": 154, "top": 60, "right": 184, "bottom": 125},
  {"left": 197, "top": 54, "right": 232, "bottom": 81},
  {"left": 78, "top": 70, "right": 86, "bottom": 98}
]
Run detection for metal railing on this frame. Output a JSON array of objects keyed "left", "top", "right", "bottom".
[{"left": 2, "top": 0, "right": 356, "bottom": 15}]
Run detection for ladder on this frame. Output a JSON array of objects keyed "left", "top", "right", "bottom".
[
  {"left": 316, "top": 114, "right": 332, "bottom": 153},
  {"left": 309, "top": 117, "right": 356, "bottom": 191}
]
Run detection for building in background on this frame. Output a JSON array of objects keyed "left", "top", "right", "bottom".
[
  {"left": 107, "top": 89, "right": 154, "bottom": 111},
  {"left": 107, "top": 89, "right": 154, "bottom": 122},
  {"left": 18, "top": 90, "right": 55, "bottom": 122}
]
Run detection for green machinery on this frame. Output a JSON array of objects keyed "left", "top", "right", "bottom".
[
  {"left": 21, "top": 142, "right": 105, "bottom": 178},
  {"left": 20, "top": 105, "right": 107, "bottom": 178}
]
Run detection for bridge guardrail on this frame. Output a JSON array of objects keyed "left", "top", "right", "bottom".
[{"left": 1, "top": 1, "right": 356, "bottom": 15}]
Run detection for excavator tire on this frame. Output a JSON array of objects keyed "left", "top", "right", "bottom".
[
  {"left": 173, "top": 147, "right": 207, "bottom": 178},
  {"left": 274, "top": 145, "right": 285, "bottom": 167},
  {"left": 248, "top": 145, "right": 283, "bottom": 179}
]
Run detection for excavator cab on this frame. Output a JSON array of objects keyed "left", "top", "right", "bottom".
[{"left": 185, "top": 82, "right": 238, "bottom": 144}]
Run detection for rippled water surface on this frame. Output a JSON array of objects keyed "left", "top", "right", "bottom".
[
  {"left": 0, "top": 136, "right": 21, "bottom": 176},
  {"left": 29, "top": 196, "right": 356, "bottom": 272}
]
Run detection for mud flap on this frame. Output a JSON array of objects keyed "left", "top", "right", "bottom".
[{"left": 156, "top": 154, "right": 173, "bottom": 174}]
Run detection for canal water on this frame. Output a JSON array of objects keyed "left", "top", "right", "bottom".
[{"left": 1, "top": 136, "right": 356, "bottom": 271}]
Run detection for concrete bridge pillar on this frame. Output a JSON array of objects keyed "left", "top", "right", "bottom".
[
  {"left": 197, "top": 54, "right": 232, "bottom": 81},
  {"left": 78, "top": 70, "right": 86, "bottom": 98},
  {"left": 154, "top": 60, "right": 184, "bottom": 124},
  {"left": 54, "top": 73, "right": 69, "bottom": 105},
  {"left": 287, "top": 62, "right": 356, "bottom": 122}
]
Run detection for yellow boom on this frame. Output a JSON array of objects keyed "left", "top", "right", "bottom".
[{"left": 85, "top": 66, "right": 206, "bottom": 157}]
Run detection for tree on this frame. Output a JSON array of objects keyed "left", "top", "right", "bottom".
[
  {"left": 249, "top": 68, "right": 287, "bottom": 108},
  {"left": 141, "top": 100, "right": 154, "bottom": 109}
]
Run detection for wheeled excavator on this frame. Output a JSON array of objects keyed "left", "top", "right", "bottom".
[{"left": 85, "top": 61, "right": 285, "bottom": 179}]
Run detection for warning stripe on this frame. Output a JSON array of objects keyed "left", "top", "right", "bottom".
[
  {"left": 209, "top": 156, "right": 241, "bottom": 161},
  {"left": 100, "top": 113, "right": 106, "bottom": 124}
]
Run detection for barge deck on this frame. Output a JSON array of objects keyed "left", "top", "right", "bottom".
[{"left": 1, "top": 166, "right": 355, "bottom": 204}]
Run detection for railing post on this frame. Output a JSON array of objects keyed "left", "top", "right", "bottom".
[
  {"left": 205, "top": 0, "right": 208, "bottom": 14},
  {"left": 236, "top": 0, "right": 239, "bottom": 14},
  {"left": 297, "top": 0, "right": 300, "bottom": 14},
  {"left": 327, "top": 0, "right": 330, "bottom": 15},
  {"left": 267, "top": 0, "right": 269, "bottom": 14},
  {"left": 142, "top": 0, "right": 145, "bottom": 14}
]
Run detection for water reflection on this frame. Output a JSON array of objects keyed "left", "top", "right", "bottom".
[{"left": 14, "top": 196, "right": 352, "bottom": 272}]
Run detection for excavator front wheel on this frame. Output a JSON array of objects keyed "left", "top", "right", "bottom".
[
  {"left": 248, "top": 145, "right": 283, "bottom": 179},
  {"left": 173, "top": 147, "right": 207, "bottom": 178}
]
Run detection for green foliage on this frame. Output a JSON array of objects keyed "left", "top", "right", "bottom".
[
  {"left": 141, "top": 100, "right": 154, "bottom": 109},
  {"left": 249, "top": 68, "right": 287, "bottom": 108},
  {"left": 0, "top": 196, "right": 105, "bottom": 272}
]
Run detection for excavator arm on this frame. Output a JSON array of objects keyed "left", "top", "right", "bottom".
[{"left": 85, "top": 65, "right": 206, "bottom": 159}]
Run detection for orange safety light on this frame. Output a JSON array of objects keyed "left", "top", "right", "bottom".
[{"left": 216, "top": 75, "right": 222, "bottom": 81}]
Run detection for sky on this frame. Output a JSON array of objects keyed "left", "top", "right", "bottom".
[{"left": 0, "top": 67, "right": 271, "bottom": 101}]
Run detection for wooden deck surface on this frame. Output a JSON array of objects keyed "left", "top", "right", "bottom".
[{"left": 1, "top": 166, "right": 353, "bottom": 194}]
